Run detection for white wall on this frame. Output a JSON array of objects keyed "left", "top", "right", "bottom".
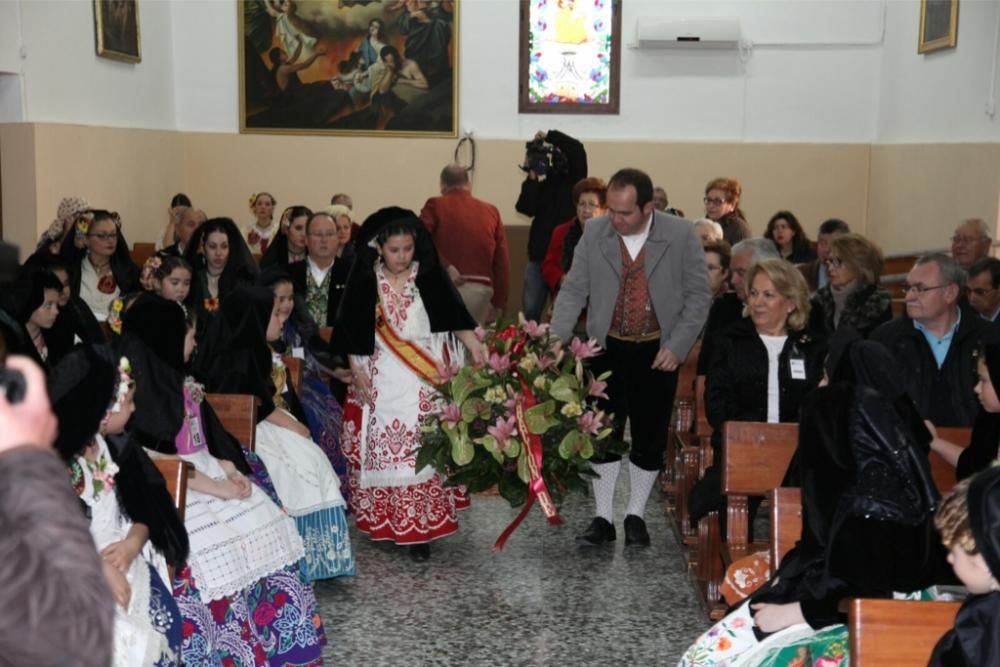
[
  {"left": 877, "top": 0, "right": 1000, "bottom": 143},
  {"left": 1, "top": 0, "right": 999, "bottom": 144},
  {"left": 15, "top": 0, "right": 176, "bottom": 129}
]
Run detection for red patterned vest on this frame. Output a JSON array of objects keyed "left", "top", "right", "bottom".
[{"left": 610, "top": 237, "right": 661, "bottom": 338}]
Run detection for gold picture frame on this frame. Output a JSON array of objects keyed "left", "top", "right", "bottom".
[
  {"left": 918, "top": 0, "right": 958, "bottom": 54},
  {"left": 94, "top": 0, "right": 141, "bottom": 63},
  {"left": 238, "top": 0, "right": 458, "bottom": 138}
]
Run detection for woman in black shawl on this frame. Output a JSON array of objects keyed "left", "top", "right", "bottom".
[
  {"left": 193, "top": 286, "right": 354, "bottom": 580},
  {"left": 49, "top": 343, "right": 184, "bottom": 662},
  {"left": 333, "top": 206, "right": 482, "bottom": 561},
  {"left": 183, "top": 217, "right": 258, "bottom": 340},
  {"left": 679, "top": 336, "right": 947, "bottom": 665},
  {"left": 8, "top": 266, "right": 65, "bottom": 368},
  {"left": 119, "top": 292, "right": 329, "bottom": 664},
  {"left": 259, "top": 205, "right": 311, "bottom": 270},
  {"left": 58, "top": 210, "right": 140, "bottom": 322}
]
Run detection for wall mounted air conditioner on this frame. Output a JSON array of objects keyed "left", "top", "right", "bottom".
[{"left": 633, "top": 18, "right": 742, "bottom": 49}]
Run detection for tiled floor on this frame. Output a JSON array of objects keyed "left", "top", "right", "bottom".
[{"left": 315, "top": 479, "right": 709, "bottom": 665}]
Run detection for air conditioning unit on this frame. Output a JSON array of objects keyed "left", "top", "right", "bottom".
[{"left": 634, "top": 17, "right": 742, "bottom": 49}]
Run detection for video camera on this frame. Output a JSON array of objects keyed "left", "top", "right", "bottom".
[{"left": 520, "top": 138, "right": 569, "bottom": 178}]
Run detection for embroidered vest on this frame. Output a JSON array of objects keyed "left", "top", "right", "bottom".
[
  {"left": 610, "top": 238, "right": 660, "bottom": 337},
  {"left": 306, "top": 267, "right": 332, "bottom": 325}
]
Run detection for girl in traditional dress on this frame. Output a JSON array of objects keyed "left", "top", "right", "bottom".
[
  {"left": 260, "top": 205, "right": 311, "bottom": 270},
  {"left": 193, "top": 286, "right": 354, "bottom": 581},
  {"left": 141, "top": 255, "right": 193, "bottom": 305},
  {"left": 11, "top": 267, "right": 63, "bottom": 367},
  {"left": 261, "top": 266, "right": 351, "bottom": 502},
  {"left": 334, "top": 206, "right": 483, "bottom": 561},
  {"left": 184, "top": 218, "right": 258, "bottom": 340},
  {"left": 245, "top": 192, "right": 278, "bottom": 255},
  {"left": 50, "top": 344, "right": 185, "bottom": 666},
  {"left": 121, "top": 294, "right": 328, "bottom": 665}
]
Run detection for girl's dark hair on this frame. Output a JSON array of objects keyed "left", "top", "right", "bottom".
[
  {"left": 152, "top": 255, "right": 193, "bottom": 282},
  {"left": 89, "top": 209, "right": 120, "bottom": 228},
  {"left": 375, "top": 220, "right": 420, "bottom": 246},
  {"left": 765, "top": 210, "right": 812, "bottom": 247},
  {"left": 287, "top": 206, "right": 313, "bottom": 224},
  {"left": 170, "top": 193, "right": 192, "bottom": 208}
]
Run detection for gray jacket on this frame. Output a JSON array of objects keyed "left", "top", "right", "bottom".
[{"left": 550, "top": 211, "right": 712, "bottom": 361}]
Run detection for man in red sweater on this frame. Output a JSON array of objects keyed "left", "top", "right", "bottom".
[{"left": 420, "top": 164, "right": 510, "bottom": 324}]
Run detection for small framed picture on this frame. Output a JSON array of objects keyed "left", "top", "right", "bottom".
[
  {"left": 918, "top": 0, "right": 958, "bottom": 54},
  {"left": 94, "top": 0, "right": 141, "bottom": 63}
]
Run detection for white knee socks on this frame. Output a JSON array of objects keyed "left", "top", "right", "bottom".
[
  {"left": 590, "top": 460, "right": 621, "bottom": 522},
  {"left": 625, "top": 463, "right": 659, "bottom": 519}
]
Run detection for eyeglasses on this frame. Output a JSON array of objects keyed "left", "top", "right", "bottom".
[
  {"left": 952, "top": 235, "right": 986, "bottom": 245},
  {"left": 706, "top": 264, "right": 722, "bottom": 273},
  {"left": 902, "top": 283, "right": 950, "bottom": 295},
  {"left": 308, "top": 231, "right": 338, "bottom": 238},
  {"left": 968, "top": 287, "right": 997, "bottom": 296},
  {"left": 88, "top": 232, "right": 117, "bottom": 241},
  {"left": 824, "top": 257, "right": 844, "bottom": 268},
  {"left": 703, "top": 197, "right": 726, "bottom": 206}
]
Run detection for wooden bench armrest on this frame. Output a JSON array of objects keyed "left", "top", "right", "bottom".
[
  {"left": 205, "top": 393, "right": 258, "bottom": 451},
  {"left": 847, "top": 598, "right": 961, "bottom": 666},
  {"left": 151, "top": 456, "right": 193, "bottom": 519}
]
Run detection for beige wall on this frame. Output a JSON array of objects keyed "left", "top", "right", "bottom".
[{"left": 2, "top": 123, "right": 998, "bottom": 281}]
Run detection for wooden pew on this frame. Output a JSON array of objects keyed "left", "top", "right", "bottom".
[
  {"left": 932, "top": 426, "right": 971, "bottom": 495},
  {"left": 768, "top": 487, "right": 802, "bottom": 577},
  {"left": 283, "top": 355, "right": 304, "bottom": 396},
  {"left": 152, "top": 457, "right": 192, "bottom": 517},
  {"left": 847, "top": 598, "right": 961, "bottom": 666},
  {"left": 206, "top": 393, "right": 257, "bottom": 451},
  {"left": 130, "top": 242, "right": 157, "bottom": 269},
  {"left": 318, "top": 327, "right": 333, "bottom": 344},
  {"left": 671, "top": 375, "right": 710, "bottom": 543}
]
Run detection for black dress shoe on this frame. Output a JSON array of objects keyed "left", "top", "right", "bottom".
[
  {"left": 408, "top": 544, "right": 430, "bottom": 562},
  {"left": 576, "top": 517, "right": 616, "bottom": 545},
  {"left": 623, "top": 515, "right": 651, "bottom": 547}
]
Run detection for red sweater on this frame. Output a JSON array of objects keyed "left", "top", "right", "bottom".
[
  {"left": 420, "top": 189, "right": 510, "bottom": 309},
  {"left": 542, "top": 218, "right": 578, "bottom": 293}
]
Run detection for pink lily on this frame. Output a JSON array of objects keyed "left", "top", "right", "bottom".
[
  {"left": 586, "top": 373, "right": 609, "bottom": 399},
  {"left": 487, "top": 415, "right": 519, "bottom": 449},
  {"left": 440, "top": 402, "right": 462, "bottom": 427},
  {"left": 569, "top": 337, "right": 601, "bottom": 360},
  {"left": 487, "top": 351, "right": 512, "bottom": 373},
  {"left": 577, "top": 410, "right": 603, "bottom": 435},
  {"left": 437, "top": 359, "right": 461, "bottom": 382},
  {"left": 522, "top": 320, "right": 550, "bottom": 338},
  {"left": 533, "top": 352, "right": 558, "bottom": 370}
]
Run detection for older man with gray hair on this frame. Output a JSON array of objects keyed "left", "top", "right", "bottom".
[
  {"left": 872, "top": 253, "right": 992, "bottom": 426},
  {"left": 696, "top": 237, "right": 781, "bottom": 375},
  {"left": 950, "top": 218, "right": 992, "bottom": 270}
]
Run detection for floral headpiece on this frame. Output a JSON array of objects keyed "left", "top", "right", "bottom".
[
  {"left": 101, "top": 357, "right": 133, "bottom": 427},
  {"left": 107, "top": 297, "right": 125, "bottom": 334},
  {"left": 140, "top": 255, "right": 163, "bottom": 291},
  {"left": 249, "top": 193, "right": 275, "bottom": 212},
  {"left": 76, "top": 214, "right": 91, "bottom": 236}
]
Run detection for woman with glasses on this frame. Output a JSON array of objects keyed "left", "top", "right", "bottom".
[
  {"left": 808, "top": 233, "right": 892, "bottom": 339},
  {"left": 703, "top": 177, "right": 751, "bottom": 246},
  {"left": 764, "top": 210, "right": 817, "bottom": 264},
  {"left": 58, "top": 210, "right": 139, "bottom": 323}
]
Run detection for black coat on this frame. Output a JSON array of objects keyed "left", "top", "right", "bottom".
[
  {"left": 929, "top": 593, "right": 1000, "bottom": 666},
  {"left": 515, "top": 130, "right": 588, "bottom": 262},
  {"left": 43, "top": 295, "right": 104, "bottom": 366},
  {"left": 870, "top": 308, "right": 993, "bottom": 426},
  {"left": 696, "top": 292, "right": 743, "bottom": 376},
  {"left": 808, "top": 282, "right": 893, "bottom": 340},
  {"left": 287, "top": 258, "right": 352, "bottom": 328},
  {"left": 705, "top": 318, "right": 826, "bottom": 452}
]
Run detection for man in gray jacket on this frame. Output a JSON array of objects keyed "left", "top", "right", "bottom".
[{"left": 551, "top": 168, "right": 712, "bottom": 547}]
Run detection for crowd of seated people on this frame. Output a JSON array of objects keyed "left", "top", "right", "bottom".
[{"left": 2, "top": 160, "right": 1000, "bottom": 665}]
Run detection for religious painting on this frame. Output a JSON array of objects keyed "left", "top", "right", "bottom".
[
  {"left": 239, "top": 0, "right": 458, "bottom": 137},
  {"left": 518, "top": 0, "right": 621, "bottom": 114},
  {"left": 918, "top": 0, "right": 958, "bottom": 54},
  {"left": 93, "top": 0, "right": 141, "bottom": 63}
]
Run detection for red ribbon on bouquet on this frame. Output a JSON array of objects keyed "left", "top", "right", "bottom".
[{"left": 492, "top": 377, "right": 562, "bottom": 551}]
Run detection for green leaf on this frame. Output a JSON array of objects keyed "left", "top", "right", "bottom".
[
  {"left": 450, "top": 368, "right": 475, "bottom": 405},
  {"left": 451, "top": 432, "right": 474, "bottom": 466},
  {"left": 525, "top": 400, "right": 556, "bottom": 435},
  {"left": 548, "top": 375, "right": 579, "bottom": 403},
  {"left": 414, "top": 443, "right": 437, "bottom": 474},
  {"left": 517, "top": 450, "right": 531, "bottom": 484},
  {"left": 580, "top": 435, "right": 594, "bottom": 459},
  {"left": 558, "top": 431, "right": 582, "bottom": 459},
  {"left": 474, "top": 434, "right": 505, "bottom": 464},
  {"left": 461, "top": 397, "right": 491, "bottom": 423},
  {"left": 596, "top": 427, "right": 613, "bottom": 441},
  {"left": 506, "top": 438, "right": 521, "bottom": 459}
]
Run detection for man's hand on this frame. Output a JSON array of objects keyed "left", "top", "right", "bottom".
[
  {"left": 0, "top": 356, "right": 57, "bottom": 454},
  {"left": 651, "top": 347, "right": 681, "bottom": 372}
]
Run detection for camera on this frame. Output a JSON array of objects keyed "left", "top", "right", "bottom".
[
  {"left": 520, "top": 138, "right": 568, "bottom": 178},
  {"left": 0, "top": 367, "right": 26, "bottom": 404}
]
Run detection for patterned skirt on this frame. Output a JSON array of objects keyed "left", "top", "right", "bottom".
[{"left": 343, "top": 399, "right": 459, "bottom": 545}]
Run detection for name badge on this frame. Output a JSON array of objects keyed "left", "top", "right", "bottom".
[
  {"left": 790, "top": 359, "right": 806, "bottom": 380},
  {"left": 293, "top": 347, "right": 305, "bottom": 359}
]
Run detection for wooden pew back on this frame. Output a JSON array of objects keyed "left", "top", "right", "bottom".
[
  {"left": 131, "top": 242, "right": 157, "bottom": 268},
  {"left": 318, "top": 327, "right": 333, "bottom": 344},
  {"left": 932, "top": 426, "right": 971, "bottom": 495},
  {"left": 283, "top": 355, "right": 304, "bottom": 397},
  {"left": 768, "top": 487, "right": 802, "bottom": 576},
  {"left": 205, "top": 393, "right": 257, "bottom": 451},
  {"left": 848, "top": 598, "right": 960, "bottom": 666},
  {"left": 151, "top": 457, "right": 192, "bottom": 519}
]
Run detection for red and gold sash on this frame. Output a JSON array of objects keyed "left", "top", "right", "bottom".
[{"left": 375, "top": 302, "right": 441, "bottom": 386}]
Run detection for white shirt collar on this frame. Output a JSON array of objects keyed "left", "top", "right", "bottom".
[
  {"left": 308, "top": 256, "right": 334, "bottom": 286},
  {"left": 619, "top": 212, "right": 653, "bottom": 261}
]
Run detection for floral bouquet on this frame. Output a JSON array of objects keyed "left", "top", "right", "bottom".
[{"left": 417, "top": 317, "right": 627, "bottom": 548}]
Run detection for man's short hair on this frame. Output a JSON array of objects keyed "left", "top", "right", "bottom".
[
  {"left": 818, "top": 218, "right": 850, "bottom": 236},
  {"left": 703, "top": 239, "right": 732, "bottom": 271},
  {"left": 915, "top": 253, "right": 966, "bottom": 287},
  {"left": 330, "top": 193, "right": 353, "bottom": 208},
  {"left": 968, "top": 257, "right": 1000, "bottom": 289},
  {"left": 608, "top": 168, "right": 653, "bottom": 208},
  {"left": 440, "top": 164, "right": 470, "bottom": 190},
  {"left": 732, "top": 237, "right": 780, "bottom": 264},
  {"left": 957, "top": 218, "right": 992, "bottom": 240}
]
